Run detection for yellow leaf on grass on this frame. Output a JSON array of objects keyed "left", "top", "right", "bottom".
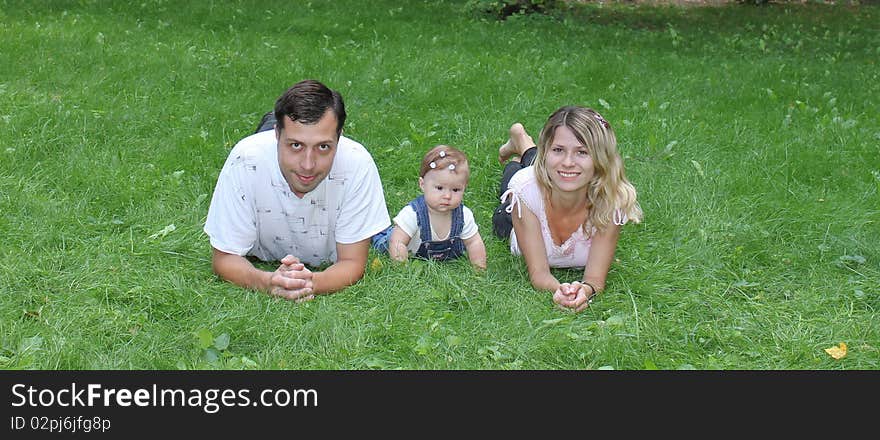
[
  {"left": 824, "top": 342, "right": 847, "bottom": 360},
  {"left": 370, "top": 257, "right": 383, "bottom": 272}
]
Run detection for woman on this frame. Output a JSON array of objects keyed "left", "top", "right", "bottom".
[{"left": 493, "top": 106, "right": 642, "bottom": 312}]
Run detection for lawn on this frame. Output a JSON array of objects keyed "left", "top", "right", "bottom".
[{"left": 0, "top": 0, "right": 877, "bottom": 369}]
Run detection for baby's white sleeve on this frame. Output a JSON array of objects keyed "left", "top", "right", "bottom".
[{"left": 392, "top": 205, "right": 418, "bottom": 238}]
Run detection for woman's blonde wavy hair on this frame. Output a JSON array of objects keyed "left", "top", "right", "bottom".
[{"left": 533, "top": 106, "right": 642, "bottom": 235}]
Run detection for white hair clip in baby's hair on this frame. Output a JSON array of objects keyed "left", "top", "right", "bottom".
[
  {"left": 428, "top": 162, "right": 456, "bottom": 171},
  {"left": 439, "top": 150, "right": 446, "bottom": 158}
]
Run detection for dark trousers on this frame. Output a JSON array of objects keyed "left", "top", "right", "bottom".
[
  {"left": 491, "top": 147, "right": 537, "bottom": 239},
  {"left": 255, "top": 111, "right": 276, "bottom": 133}
]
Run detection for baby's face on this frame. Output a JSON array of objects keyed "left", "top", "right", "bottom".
[{"left": 419, "top": 168, "right": 468, "bottom": 213}]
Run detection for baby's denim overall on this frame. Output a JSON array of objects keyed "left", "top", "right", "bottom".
[{"left": 409, "top": 195, "right": 466, "bottom": 261}]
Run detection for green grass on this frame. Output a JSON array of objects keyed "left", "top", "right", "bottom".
[{"left": 0, "top": 0, "right": 877, "bottom": 370}]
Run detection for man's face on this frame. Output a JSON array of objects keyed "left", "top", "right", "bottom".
[{"left": 275, "top": 110, "right": 339, "bottom": 198}]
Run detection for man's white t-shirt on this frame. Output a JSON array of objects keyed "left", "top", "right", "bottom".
[
  {"left": 204, "top": 130, "right": 391, "bottom": 266},
  {"left": 392, "top": 204, "right": 478, "bottom": 255}
]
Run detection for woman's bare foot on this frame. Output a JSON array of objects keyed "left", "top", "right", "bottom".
[
  {"left": 499, "top": 122, "right": 535, "bottom": 164},
  {"left": 498, "top": 139, "right": 515, "bottom": 164}
]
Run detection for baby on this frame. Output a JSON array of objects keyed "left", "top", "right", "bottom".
[{"left": 373, "top": 145, "right": 486, "bottom": 269}]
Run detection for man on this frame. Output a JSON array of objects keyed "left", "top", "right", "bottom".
[{"left": 204, "top": 80, "right": 390, "bottom": 302}]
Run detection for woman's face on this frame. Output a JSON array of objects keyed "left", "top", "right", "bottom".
[{"left": 544, "top": 125, "right": 594, "bottom": 193}]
